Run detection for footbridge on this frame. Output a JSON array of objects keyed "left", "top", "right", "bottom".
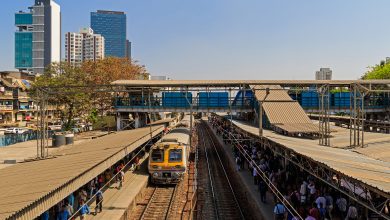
[{"left": 112, "top": 79, "right": 390, "bottom": 146}]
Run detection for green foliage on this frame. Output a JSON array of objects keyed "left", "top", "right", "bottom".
[
  {"left": 330, "top": 87, "right": 349, "bottom": 93},
  {"left": 92, "top": 116, "right": 116, "bottom": 130},
  {"left": 31, "top": 62, "right": 92, "bottom": 130},
  {"left": 88, "top": 108, "right": 99, "bottom": 124},
  {"left": 31, "top": 58, "right": 149, "bottom": 131},
  {"left": 362, "top": 61, "right": 390, "bottom": 79}
]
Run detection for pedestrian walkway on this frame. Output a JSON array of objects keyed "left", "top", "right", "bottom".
[
  {"left": 207, "top": 121, "right": 274, "bottom": 220},
  {"left": 89, "top": 158, "right": 149, "bottom": 220}
]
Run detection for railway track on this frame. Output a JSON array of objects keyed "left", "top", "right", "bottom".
[
  {"left": 197, "top": 121, "right": 245, "bottom": 220},
  {"left": 139, "top": 185, "right": 177, "bottom": 220}
]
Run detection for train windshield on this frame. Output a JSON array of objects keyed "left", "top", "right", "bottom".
[
  {"left": 169, "top": 149, "right": 182, "bottom": 162},
  {"left": 151, "top": 149, "right": 164, "bottom": 162}
]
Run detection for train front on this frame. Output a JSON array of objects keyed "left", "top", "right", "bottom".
[{"left": 148, "top": 142, "right": 187, "bottom": 184}]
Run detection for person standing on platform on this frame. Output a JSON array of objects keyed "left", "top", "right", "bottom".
[
  {"left": 235, "top": 155, "right": 241, "bottom": 171},
  {"left": 300, "top": 180, "right": 307, "bottom": 205},
  {"left": 64, "top": 200, "right": 73, "bottom": 217},
  {"left": 57, "top": 205, "right": 69, "bottom": 220},
  {"left": 95, "top": 190, "right": 103, "bottom": 214},
  {"left": 258, "top": 180, "right": 267, "bottom": 203},
  {"left": 40, "top": 210, "right": 49, "bottom": 220},
  {"left": 67, "top": 193, "right": 74, "bottom": 210},
  {"left": 336, "top": 196, "right": 347, "bottom": 219},
  {"left": 118, "top": 170, "right": 125, "bottom": 189},
  {"left": 79, "top": 200, "right": 90, "bottom": 220},
  {"left": 253, "top": 167, "right": 259, "bottom": 185},
  {"left": 345, "top": 204, "right": 358, "bottom": 220},
  {"left": 273, "top": 200, "right": 286, "bottom": 220}
]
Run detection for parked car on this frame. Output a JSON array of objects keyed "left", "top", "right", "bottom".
[
  {"left": 48, "top": 125, "right": 62, "bottom": 131},
  {"left": 4, "top": 127, "right": 29, "bottom": 134}
]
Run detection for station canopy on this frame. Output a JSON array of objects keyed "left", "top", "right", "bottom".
[{"left": 251, "top": 85, "right": 318, "bottom": 134}]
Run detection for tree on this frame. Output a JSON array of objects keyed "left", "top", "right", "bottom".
[
  {"left": 362, "top": 60, "right": 390, "bottom": 79},
  {"left": 81, "top": 57, "right": 149, "bottom": 116},
  {"left": 32, "top": 62, "right": 92, "bottom": 130},
  {"left": 31, "top": 58, "right": 149, "bottom": 130}
]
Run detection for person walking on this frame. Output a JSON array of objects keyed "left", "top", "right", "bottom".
[{"left": 95, "top": 190, "right": 103, "bottom": 214}]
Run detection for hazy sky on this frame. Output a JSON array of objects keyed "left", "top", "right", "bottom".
[{"left": 2, "top": 0, "right": 390, "bottom": 80}]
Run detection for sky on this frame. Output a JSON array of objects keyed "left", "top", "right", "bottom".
[{"left": 1, "top": 0, "right": 390, "bottom": 80}]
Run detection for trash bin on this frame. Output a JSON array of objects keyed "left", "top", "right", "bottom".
[
  {"left": 65, "top": 133, "right": 74, "bottom": 145},
  {"left": 52, "top": 133, "right": 66, "bottom": 147}
]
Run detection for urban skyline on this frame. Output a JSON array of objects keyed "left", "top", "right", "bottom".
[{"left": 3, "top": 1, "right": 390, "bottom": 79}]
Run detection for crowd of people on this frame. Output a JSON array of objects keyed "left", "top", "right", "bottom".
[
  {"left": 39, "top": 153, "right": 140, "bottom": 220},
  {"left": 209, "top": 115, "right": 371, "bottom": 220}
]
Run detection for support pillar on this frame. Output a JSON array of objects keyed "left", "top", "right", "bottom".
[
  {"left": 318, "top": 84, "right": 330, "bottom": 146},
  {"left": 116, "top": 113, "right": 122, "bottom": 131}
]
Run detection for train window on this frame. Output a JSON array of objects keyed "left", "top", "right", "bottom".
[
  {"left": 151, "top": 149, "right": 164, "bottom": 162},
  {"left": 169, "top": 149, "right": 182, "bottom": 162}
]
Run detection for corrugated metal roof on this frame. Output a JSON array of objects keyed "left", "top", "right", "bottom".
[
  {"left": 252, "top": 85, "right": 292, "bottom": 101},
  {"left": 355, "top": 143, "right": 390, "bottom": 163},
  {"left": 273, "top": 123, "right": 319, "bottom": 133},
  {"left": 262, "top": 102, "right": 313, "bottom": 124},
  {"left": 232, "top": 120, "right": 390, "bottom": 194},
  {"left": 0, "top": 126, "right": 163, "bottom": 220},
  {"left": 112, "top": 79, "right": 390, "bottom": 87},
  {"left": 250, "top": 84, "right": 318, "bottom": 133}
]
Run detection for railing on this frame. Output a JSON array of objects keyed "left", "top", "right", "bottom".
[
  {"left": 114, "top": 97, "right": 254, "bottom": 109},
  {"left": 0, "top": 131, "right": 54, "bottom": 147},
  {"left": 291, "top": 96, "right": 389, "bottom": 110}
]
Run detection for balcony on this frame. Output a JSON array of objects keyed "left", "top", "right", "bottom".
[{"left": 0, "top": 105, "right": 13, "bottom": 111}]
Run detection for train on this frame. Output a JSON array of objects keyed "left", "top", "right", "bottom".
[{"left": 148, "top": 114, "right": 193, "bottom": 184}]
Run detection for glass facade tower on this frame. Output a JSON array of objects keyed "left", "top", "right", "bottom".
[
  {"left": 15, "top": 0, "right": 61, "bottom": 75},
  {"left": 91, "top": 10, "right": 126, "bottom": 58},
  {"left": 15, "top": 12, "right": 33, "bottom": 71}
]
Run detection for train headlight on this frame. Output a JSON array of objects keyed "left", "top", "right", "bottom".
[{"left": 153, "top": 172, "right": 159, "bottom": 177}]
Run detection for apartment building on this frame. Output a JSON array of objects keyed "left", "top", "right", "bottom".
[{"left": 65, "top": 27, "right": 105, "bottom": 66}]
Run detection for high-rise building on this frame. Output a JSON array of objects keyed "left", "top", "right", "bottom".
[
  {"left": 15, "top": 11, "right": 33, "bottom": 73},
  {"left": 65, "top": 27, "right": 105, "bottom": 66},
  {"left": 91, "top": 10, "right": 126, "bottom": 58},
  {"left": 15, "top": 0, "right": 61, "bottom": 75},
  {"left": 315, "top": 68, "right": 332, "bottom": 80}
]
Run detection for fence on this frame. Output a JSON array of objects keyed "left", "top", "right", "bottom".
[{"left": 0, "top": 131, "right": 54, "bottom": 147}]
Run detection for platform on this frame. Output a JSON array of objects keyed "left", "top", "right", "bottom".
[
  {"left": 0, "top": 126, "right": 163, "bottom": 220},
  {"left": 207, "top": 121, "right": 274, "bottom": 220},
  {"left": 89, "top": 160, "right": 150, "bottom": 220},
  {"left": 232, "top": 120, "right": 390, "bottom": 194}
]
